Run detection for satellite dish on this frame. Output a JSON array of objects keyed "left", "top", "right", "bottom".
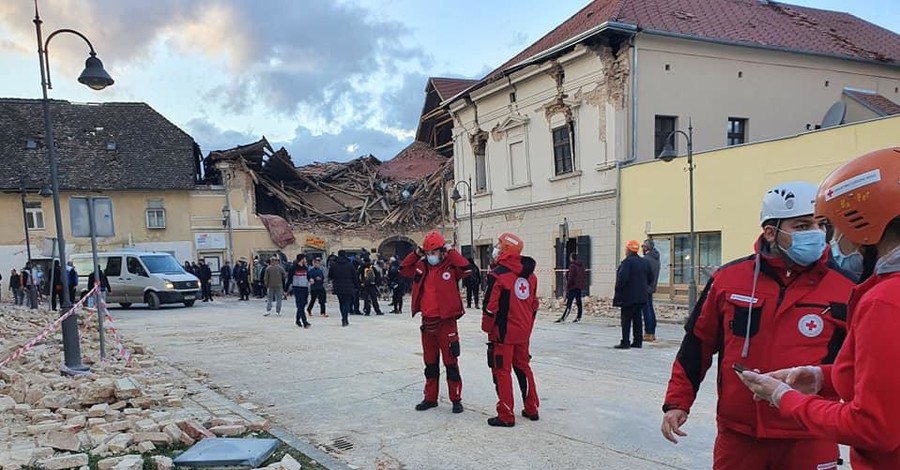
[{"left": 820, "top": 101, "right": 846, "bottom": 129}]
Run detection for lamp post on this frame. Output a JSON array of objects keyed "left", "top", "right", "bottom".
[
  {"left": 656, "top": 119, "right": 697, "bottom": 312},
  {"left": 33, "top": 2, "right": 114, "bottom": 374},
  {"left": 450, "top": 177, "right": 474, "bottom": 255}
]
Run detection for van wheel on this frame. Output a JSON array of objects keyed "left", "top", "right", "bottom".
[
  {"left": 119, "top": 303, "right": 133, "bottom": 308},
  {"left": 184, "top": 300, "right": 196, "bottom": 307},
  {"left": 145, "top": 292, "right": 161, "bottom": 310}
]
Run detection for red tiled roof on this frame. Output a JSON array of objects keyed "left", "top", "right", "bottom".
[
  {"left": 843, "top": 89, "right": 900, "bottom": 116},
  {"left": 378, "top": 141, "right": 449, "bottom": 183},
  {"left": 482, "top": 0, "right": 900, "bottom": 87},
  {"left": 430, "top": 77, "right": 479, "bottom": 102}
]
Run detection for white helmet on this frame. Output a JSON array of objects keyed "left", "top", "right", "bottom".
[{"left": 760, "top": 181, "right": 818, "bottom": 225}]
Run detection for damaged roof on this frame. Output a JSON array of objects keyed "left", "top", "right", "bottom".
[
  {"left": 843, "top": 88, "right": 900, "bottom": 116},
  {"left": 455, "top": 0, "right": 900, "bottom": 100},
  {"left": 430, "top": 77, "right": 479, "bottom": 102},
  {"left": 0, "top": 98, "right": 198, "bottom": 191},
  {"left": 209, "top": 138, "right": 451, "bottom": 233}
]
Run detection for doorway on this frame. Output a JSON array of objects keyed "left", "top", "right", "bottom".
[{"left": 554, "top": 235, "right": 591, "bottom": 297}]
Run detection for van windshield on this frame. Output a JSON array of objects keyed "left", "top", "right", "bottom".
[{"left": 140, "top": 255, "right": 186, "bottom": 275}]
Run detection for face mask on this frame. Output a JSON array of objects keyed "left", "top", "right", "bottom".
[
  {"left": 426, "top": 254, "right": 440, "bottom": 266},
  {"left": 491, "top": 247, "right": 501, "bottom": 260},
  {"left": 779, "top": 229, "right": 825, "bottom": 266},
  {"left": 830, "top": 239, "right": 863, "bottom": 277}
]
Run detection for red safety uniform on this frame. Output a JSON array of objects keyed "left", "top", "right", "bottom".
[
  {"left": 400, "top": 249, "right": 472, "bottom": 403},
  {"left": 780, "top": 270, "right": 900, "bottom": 470},
  {"left": 664, "top": 236, "right": 854, "bottom": 469},
  {"left": 483, "top": 253, "right": 539, "bottom": 424}
]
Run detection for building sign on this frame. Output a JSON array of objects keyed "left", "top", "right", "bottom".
[
  {"left": 305, "top": 236, "right": 327, "bottom": 250},
  {"left": 195, "top": 232, "right": 227, "bottom": 250}
]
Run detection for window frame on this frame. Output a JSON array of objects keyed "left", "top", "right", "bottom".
[
  {"left": 474, "top": 138, "right": 488, "bottom": 193},
  {"left": 24, "top": 201, "right": 45, "bottom": 230},
  {"left": 146, "top": 208, "right": 166, "bottom": 229},
  {"left": 551, "top": 122, "right": 575, "bottom": 176},
  {"left": 727, "top": 117, "right": 748, "bottom": 146},
  {"left": 654, "top": 115, "right": 678, "bottom": 158}
]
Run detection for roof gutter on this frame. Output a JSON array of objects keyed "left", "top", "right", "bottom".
[{"left": 639, "top": 28, "right": 900, "bottom": 70}]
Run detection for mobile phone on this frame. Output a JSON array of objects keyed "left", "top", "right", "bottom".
[{"left": 732, "top": 363, "right": 746, "bottom": 373}]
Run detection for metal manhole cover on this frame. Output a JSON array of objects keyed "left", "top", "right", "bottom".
[{"left": 323, "top": 436, "right": 354, "bottom": 453}]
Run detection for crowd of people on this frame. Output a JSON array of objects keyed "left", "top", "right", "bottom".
[{"left": 5, "top": 260, "right": 80, "bottom": 310}]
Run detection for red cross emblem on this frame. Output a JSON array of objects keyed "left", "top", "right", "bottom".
[
  {"left": 514, "top": 278, "right": 530, "bottom": 300},
  {"left": 518, "top": 283, "right": 528, "bottom": 294},
  {"left": 827, "top": 189, "right": 834, "bottom": 198},
  {"left": 806, "top": 320, "right": 817, "bottom": 331},
  {"left": 799, "top": 314, "right": 823, "bottom": 338}
]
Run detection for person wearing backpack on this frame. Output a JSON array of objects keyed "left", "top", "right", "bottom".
[{"left": 361, "top": 260, "right": 383, "bottom": 315}]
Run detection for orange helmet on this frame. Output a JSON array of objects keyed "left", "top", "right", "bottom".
[
  {"left": 815, "top": 147, "right": 900, "bottom": 245},
  {"left": 626, "top": 240, "right": 641, "bottom": 252},
  {"left": 497, "top": 232, "right": 524, "bottom": 255},
  {"left": 422, "top": 230, "right": 446, "bottom": 251}
]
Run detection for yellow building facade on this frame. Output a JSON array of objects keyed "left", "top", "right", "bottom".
[{"left": 619, "top": 115, "right": 900, "bottom": 301}]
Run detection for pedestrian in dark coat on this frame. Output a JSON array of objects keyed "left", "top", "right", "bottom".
[
  {"left": 306, "top": 258, "right": 327, "bottom": 317},
  {"left": 359, "top": 260, "right": 383, "bottom": 315},
  {"left": 613, "top": 240, "right": 653, "bottom": 349},
  {"left": 197, "top": 260, "right": 213, "bottom": 302},
  {"left": 220, "top": 262, "right": 232, "bottom": 295},
  {"left": 641, "top": 240, "right": 661, "bottom": 342},
  {"left": 328, "top": 253, "right": 358, "bottom": 326},
  {"left": 556, "top": 253, "right": 587, "bottom": 323},
  {"left": 233, "top": 260, "right": 250, "bottom": 300},
  {"left": 87, "top": 266, "right": 111, "bottom": 293},
  {"left": 387, "top": 257, "right": 404, "bottom": 313},
  {"left": 464, "top": 257, "right": 482, "bottom": 309}
]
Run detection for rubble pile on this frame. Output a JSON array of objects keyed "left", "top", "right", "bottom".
[
  {"left": 0, "top": 306, "right": 272, "bottom": 470},
  {"left": 539, "top": 296, "right": 689, "bottom": 323},
  {"left": 207, "top": 138, "right": 452, "bottom": 234}
]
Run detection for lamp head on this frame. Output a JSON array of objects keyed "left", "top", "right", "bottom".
[
  {"left": 39, "top": 186, "right": 53, "bottom": 198},
  {"left": 657, "top": 142, "right": 677, "bottom": 162},
  {"left": 451, "top": 188, "right": 462, "bottom": 202},
  {"left": 77, "top": 53, "right": 114, "bottom": 91}
]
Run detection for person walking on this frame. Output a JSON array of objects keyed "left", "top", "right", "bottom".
[
  {"left": 328, "top": 252, "right": 357, "bottom": 326},
  {"left": 286, "top": 256, "right": 311, "bottom": 328},
  {"left": 253, "top": 258, "right": 265, "bottom": 298},
  {"left": 464, "top": 256, "right": 482, "bottom": 309},
  {"left": 642, "top": 240, "right": 661, "bottom": 342},
  {"left": 387, "top": 257, "right": 404, "bottom": 314},
  {"left": 400, "top": 230, "right": 473, "bottom": 414},
  {"left": 220, "top": 261, "right": 232, "bottom": 296},
  {"left": 263, "top": 257, "right": 286, "bottom": 316},
  {"left": 482, "top": 232, "right": 540, "bottom": 427},
  {"left": 87, "top": 265, "right": 111, "bottom": 294},
  {"left": 197, "top": 260, "right": 213, "bottom": 302},
  {"left": 10, "top": 269, "right": 23, "bottom": 306},
  {"left": 661, "top": 181, "right": 855, "bottom": 469},
  {"left": 556, "top": 252, "right": 587, "bottom": 323},
  {"left": 613, "top": 240, "right": 653, "bottom": 349},
  {"left": 233, "top": 260, "right": 250, "bottom": 301},
  {"left": 360, "top": 260, "right": 383, "bottom": 315},
  {"left": 737, "top": 149, "right": 900, "bottom": 470},
  {"left": 66, "top": 261, "right": 78, "bottom": 304},
  {"left": 306, "top": 257, "right": 327, "bottom": 317},
  {"left": 22, "top": 263, "right": 36, "bottom": 308}
]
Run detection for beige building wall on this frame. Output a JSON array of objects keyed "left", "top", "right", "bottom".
[{"left": 634, "top": 35, "right": 900, "bottom": 160}]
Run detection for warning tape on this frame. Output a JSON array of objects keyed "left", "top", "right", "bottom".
[
  {"left": 0, "top": 285, "right": 98, "bottom": 369},
  {"left": 80, "top": 286, "right": 133, "bottom": 366}
]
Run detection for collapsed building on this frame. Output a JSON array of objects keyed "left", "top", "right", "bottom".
[{"left": 201, "top": 137, "right": 453, "bottom": 253}]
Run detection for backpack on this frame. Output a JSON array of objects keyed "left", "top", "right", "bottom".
[{"left": 364, "top": 267, "right": 376, "bottom": 284}]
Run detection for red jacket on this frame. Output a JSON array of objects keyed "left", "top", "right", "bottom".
[
  {"left": 482, "top": 254, "right": 538, "bottom": 344},
  {"left": 663, "top": 236, "right": 854, "bottom": 439},
  {"left": 780, "top": 270, "right": 900, "bottom": 469},
  {"left": 565, "top": 260, "right": 586, "bottom": 291},
  {"left": 400, "top": 249, "right": 471, "bottom": 319}
]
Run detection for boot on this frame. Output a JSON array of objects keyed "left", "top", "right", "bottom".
[
  {"left": 415, "top": 400, "right": 438, "bottom": 411},
  {"left": 452, "top": 401, "right": 464, "bottom": 414},
  {"left": 648, "top": 334, "right": 657, "bottom": 342},
  {"left": 643, "top": 333, "right": 652, "bottom": 342},
  {"left": 487, "top": 417, "right": 514, "bottom": 427}
]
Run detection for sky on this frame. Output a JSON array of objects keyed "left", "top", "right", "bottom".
[{"left": 0, "top": 0, "right": 898, "bottom": 166}]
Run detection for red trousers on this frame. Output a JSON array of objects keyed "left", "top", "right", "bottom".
[
  {"left": 421, "top": 317, "right": 461, "bottom": 402},
  {"left": 489, "top": 341, "right": 539, "bottom": 424},
  {"left": 714, "top": 425, "right": 839, "bottom": 470}
]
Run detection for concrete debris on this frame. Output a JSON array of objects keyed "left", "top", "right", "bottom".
[
  {"left": 539, "top": 295, "right": 689, "bottom": 322},
  {"left": 0, "top": 305, "right": 272, "bottom": 469}
]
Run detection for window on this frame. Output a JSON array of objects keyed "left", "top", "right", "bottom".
[
  {"left": 552, "top": 123, "right": 575, "bottom": 175},
  {"left": 727, "top": 118, "right": 748, "bottom": 146},
  {"left": 105, "top": 257, "right": 122, "bottom": 277},
  {"left": 474, "top": 139, "right": 488, "bottom": 193},
  {"left": 508, "top": 140, "right": 529, "bottom": 186},
  {"left": 655, "top": 232, "right": 722, "bottom": 287},
  {"left": 655, "top": 115, "right": 677, "bottom": 157},
  {"left": 146, "top": 200, "right": 165, "bottom": 229},
  {"left": 24, "top": 201, "right": 44, "bottom": 230},
  {"left": 127, "top": 257, "right": 148, "bottom": 277}
]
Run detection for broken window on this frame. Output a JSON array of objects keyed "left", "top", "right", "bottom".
[
  {"left": 727, "top": 117, "right": 748, "bottom": 146},
  {"left": 474, "top": 139, "right": 488, "bottom": 193},
  {"left": 655, "top": 115, "right": 677, "bottom": 157},
  {"left": 552, "top": 123, "right": 575, "bottom": 175}
]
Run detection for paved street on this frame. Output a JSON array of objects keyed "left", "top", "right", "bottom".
[{"left": 110, "top": 297, "right": 718, "bottom": 469}]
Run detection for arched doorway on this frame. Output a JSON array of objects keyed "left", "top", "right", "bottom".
[{"left": 379, "top": 235, "right": 416, "bottom": 260}]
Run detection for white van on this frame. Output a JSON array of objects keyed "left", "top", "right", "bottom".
[{"left": 71, "top": 251, "right": 201, "bottom": 309}]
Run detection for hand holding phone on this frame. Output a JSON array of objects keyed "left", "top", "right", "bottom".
[{"left": 732, "top": 363, "right": 747, "bottom": 374}]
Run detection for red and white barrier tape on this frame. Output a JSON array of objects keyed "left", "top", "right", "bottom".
[
  {"left": 0, "top": 285, "right": 99, "bottom": 369},
  {"left": 80, "top": 287, "right": 134, "bottom": 366}
]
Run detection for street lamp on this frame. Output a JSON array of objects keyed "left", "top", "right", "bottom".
[
  {"left": 450, "top": 177, "right": 474, "bottom": 255},
  {"left": 34, "top": 2, "right": 114, "bottom": 374},
  {"left": 656, "top": 119, "right": 697, "bottom": 312}
]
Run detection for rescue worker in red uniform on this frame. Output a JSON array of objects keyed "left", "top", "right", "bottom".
[
  {"left": 661, "top": 181, "right": 854, "bottom": 469},
  {"left": 482, "top": 232, "right": 540, "bottom": 427},
  {"left": 400, "top": 230, "right": 472, "bottom": 414},
  {"left": 740, "top": 148, "right": 900, "bottom": 470}
]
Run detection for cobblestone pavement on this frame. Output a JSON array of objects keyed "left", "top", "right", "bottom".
[{"left": 111, "top": 297, "right": 719, "bottom": 469}]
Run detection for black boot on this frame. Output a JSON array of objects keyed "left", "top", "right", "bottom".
[
  {"left": 452, "top": 401, "right": 463, "bottom": 414},
  {"left": 415, "top": 400, "right": 438, "bottom": 411},
  {"left": 614, "top": 342, "right": 631, "bottom": 350},
  {"left": 522, "top": 410, "right": 540, "bottom": 421},
  {"left": 487, "top": 417, "right": 514, "bottom": 427}
]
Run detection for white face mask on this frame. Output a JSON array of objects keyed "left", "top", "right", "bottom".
[{"left": 491, "top": 247, "right": 501, "bottom": 260}]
